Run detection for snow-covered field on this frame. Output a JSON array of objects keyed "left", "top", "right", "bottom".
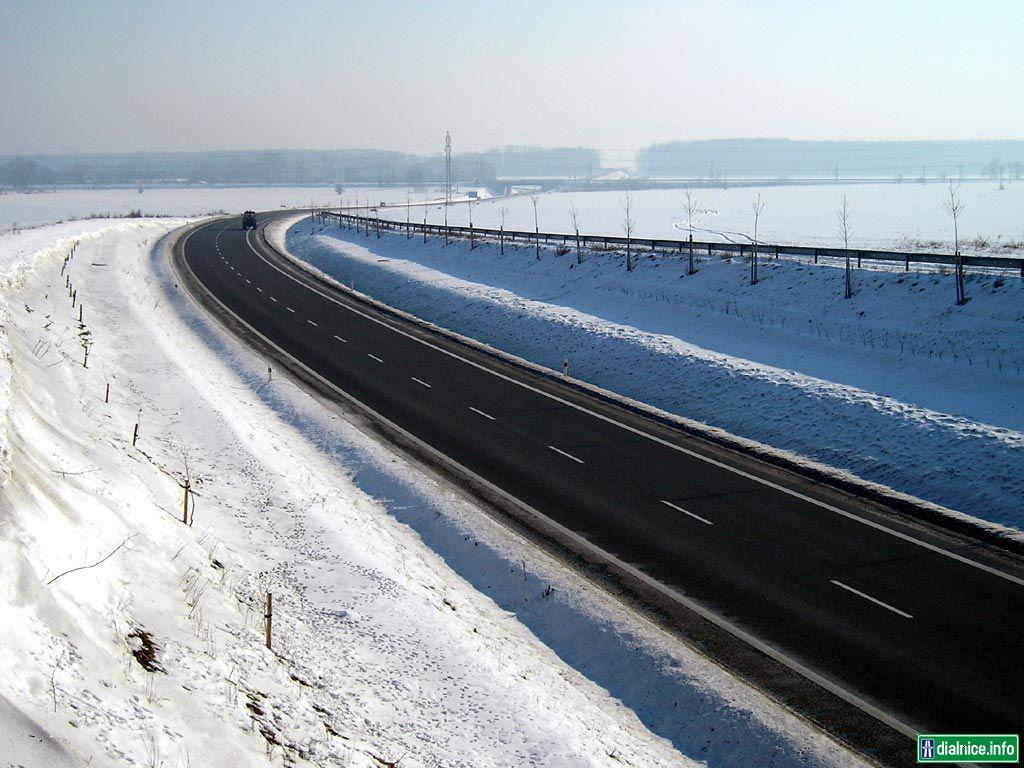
[
  {"left": 6, "top": 180, "right": 1024, "bottom": 258},
  {"left": 285, "top": 219, "right": 1024, "bottom": 537},
  {"left": 386, "top": 181, "right": 1024, "bottom": 256},
  {"left": 0, "top": 220, "right": 867, "bottom": 765},
  {"left": 0, "top": 185, "right": 500, "bottom": 234},
  {"left": 0, "top": 186, "right": 421, "bottom": 232}
]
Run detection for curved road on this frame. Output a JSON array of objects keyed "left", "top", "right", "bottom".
[{"left": 177, "top": 213, "right": 1024, "bottom": 762}]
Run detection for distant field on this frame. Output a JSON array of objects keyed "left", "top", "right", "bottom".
[
  {"left": 0, "top": 185, "right": 417, "bottom": 231},
  {"left": 394, "top": 180, "right": 1024, "bottom": 255},
  {"left": 4, "top": 181, "right": 1022, "bottom": 256}
]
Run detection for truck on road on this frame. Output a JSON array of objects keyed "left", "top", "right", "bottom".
[{"left": 242, "top": 210, "right": 258, "bottom": 230}]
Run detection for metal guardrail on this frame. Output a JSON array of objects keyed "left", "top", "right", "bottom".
[{"left": 321, "top": 210, "right": 1024, "bottom": 276}]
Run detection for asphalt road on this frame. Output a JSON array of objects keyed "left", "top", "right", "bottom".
[{"left": 179, "top": 213, "right": 1024, "bottom": 748}]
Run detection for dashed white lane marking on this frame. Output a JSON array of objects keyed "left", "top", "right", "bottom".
[
  {"left": 333, "top": 335, "right": 347, "bottom": 343},
  {"left": 660, "top": 499, "right": 714, "bottom": 526},
  {"left": 367, "top": 353, "right": 384, "bottom": 363},
  {"left": 830, "top": 580, "right": 913, "bottom": 619},
  {"left": 256, "top": 287, "right": 263, "bottom": 293},
  {"left": 270, "top": 296, "right": 277, "bottom": 302},
  {"left": 286, "top": 307, "right": 296, "bottom": 313},
  {"left": 411, "top": 377, "right": 431, "bottom": 388},
  {"left": 548, "top": 445, "right": 585, "bottom": 464},
  {"left": 307, "top": 319, "right": 318, "bottom": 327},
  {"left": 245, "top": 279, "right": 251, "bottom": 284},
  {"left": 469, "top": 406, "right": 495, "bottom": 421}
]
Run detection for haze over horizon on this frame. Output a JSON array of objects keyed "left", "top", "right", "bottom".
[{"left": 3, "top": 0, "right": 1023, "bottom": 161}]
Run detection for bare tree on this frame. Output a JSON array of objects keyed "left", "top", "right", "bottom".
[
  {"left": 530, "top": 194, "right": 540, "bottom": 259},
  {"left": 568, "top": 201, "right": 583, "bottom": 264},
  {"left": 682, "top": 188, "right": 699, "bottom": 275},
  {"left": 837, "top": 195, "right": 853, "bottom": 299},
  {"left": 750, "top": 194, "right": 766, "bottom": 285},
  {"left": 622, "top": 189, "right": 635, "bottom": 271},
  {"left": 942, "top": 181, "right": 967, "bottom": 305},
  {"left": 497, "top": 204, "right": 508, "bottom": 255}
]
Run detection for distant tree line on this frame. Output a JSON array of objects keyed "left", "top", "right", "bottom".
[
  {"left": 636, "top": 138, "right": 1024, "bottom": 181},
  {"left": 0, "top": 146, "right": 601, "bottom": 189}
]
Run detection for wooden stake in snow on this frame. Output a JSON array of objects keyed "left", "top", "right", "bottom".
[
  {"left": 182, "top": 478, "right": 191, "bottom": 524},
  {"left": 104, "top": 382, "right": 110, "bottom": 403},
  {"left": 78, "top": 304, "right": 83, "bottom": 323},
  {"left": 132, "top": 422, "right": 139, "bottom": 447},
  {"left": 264, "top": 593, "right": 273, "bottom": 650}
]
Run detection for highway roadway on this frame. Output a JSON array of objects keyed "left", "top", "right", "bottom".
[{"left": 176, "top": 213, "right": 1024, "bottom": 759}]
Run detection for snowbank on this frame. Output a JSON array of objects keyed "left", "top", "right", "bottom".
[
  {"left": 283, "top": 219, "right": 1024, "bottom": 535},
  {"left": 0, "top": 220, "right": 866, "bottom": 765}
]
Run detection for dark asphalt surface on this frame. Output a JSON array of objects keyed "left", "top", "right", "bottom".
[{"left": 181, "top": 213, "right": 1024, "bottom": 741}]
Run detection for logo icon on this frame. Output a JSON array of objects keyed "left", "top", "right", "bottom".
[{"left": 920, "top": 738, "right": 935, "bottom": 760}]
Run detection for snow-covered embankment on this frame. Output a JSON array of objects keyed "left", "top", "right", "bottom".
[{"left": 283, "top": 218, "right": 1024, "bottom": 537}]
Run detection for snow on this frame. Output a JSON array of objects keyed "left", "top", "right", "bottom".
[
  {"left": 382, "top": 181, "right": 1024, "bottom": 257},
  {"left": 0, "top": 218, "right": 867, "bottom": 766},
  {"left": 283, "top": 218, "right": 1024, "bottom": 536}
]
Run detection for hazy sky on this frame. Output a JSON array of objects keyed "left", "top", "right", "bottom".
[{"left": 2, "top": 0, "right": 1022, "bottom": 159}]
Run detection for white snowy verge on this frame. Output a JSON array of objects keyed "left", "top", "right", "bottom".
[
  {"left": 280, "top": 218, "right": 1024, "bottom": 537},
  {"left": 0, "top": 220, "right": 868, "bottom": 766}
]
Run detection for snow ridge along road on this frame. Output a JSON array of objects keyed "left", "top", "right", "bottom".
[{"left": 176, "top": 213, "right": 1024, "bottom": 762}]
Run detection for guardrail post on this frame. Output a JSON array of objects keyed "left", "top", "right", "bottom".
[{"left": 813, "top": 248, "right": 818, "bottom": 265}]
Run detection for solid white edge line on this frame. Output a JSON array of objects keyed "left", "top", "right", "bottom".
[
  {"left": 469, "top": 406, "right": 496, "bottom": 421},
  {"left": 411, "top": 377, "right": 431, "bottom": 388},
  {"left": 244, "top": 230, "right": 1024, "bottom": 590},
  {"left": 830, "top": 580, "right": 913, "bottom": 619},
  {"left": 181, "top": 220, "right": 924, "bottom": 739},
  {"left": 660, "top": 499, "right": 714, "bottom": 526},
  {"left": 548, "top": 445, "right": 584, "bottom": 464}
]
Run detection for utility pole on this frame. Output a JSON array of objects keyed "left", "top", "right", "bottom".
[
  {"left": 444, "top": 131, "right": 452, "bottom": 245},
  {"left": 445, "top": 131, "right": 452, "bottom": 205}
]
